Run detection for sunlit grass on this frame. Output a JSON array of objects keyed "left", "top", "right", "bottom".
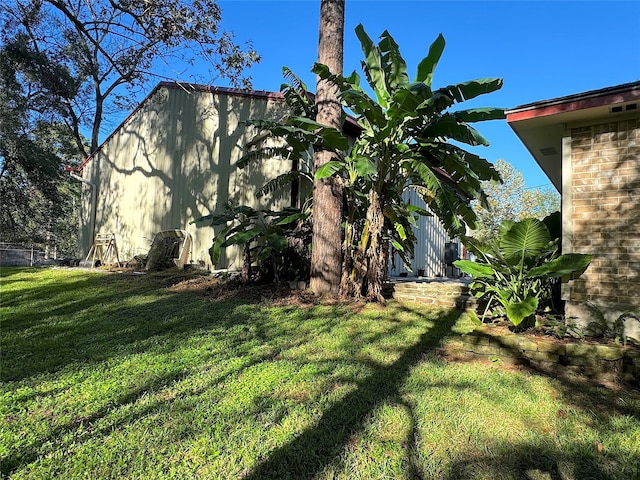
[{"left": 1, "top": 267, "right": 639, "bottom": 479}]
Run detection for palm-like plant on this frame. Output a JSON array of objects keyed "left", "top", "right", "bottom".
[
  {"left": 314, "top": 25, "right": 504, "bottom": 300},
  {"left": 238, "top": 67, "right": 347, "bottom": 206}
]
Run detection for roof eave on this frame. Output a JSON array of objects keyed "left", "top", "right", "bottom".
[{"left": 506, "top": 80, "right": 640, "bottom": 123}]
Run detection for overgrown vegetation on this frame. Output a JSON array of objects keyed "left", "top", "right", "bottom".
[
  {"left": 584, "top": 302, "right": 640, "bottom": 346},
  {"left": 216, "top": 26, "right": 504, "bottom": 300},
  {"left": 0, "top": 58, "right": 82, "bottom": 255},
  {"left": 2, "top": 267, "right": 638, "bottom": 479},
  {"left": 314, "top": 25, "right": 504, "bottom": 301},
  {"left": 192, "top": 203, "right": 311, "bottom": 284}
]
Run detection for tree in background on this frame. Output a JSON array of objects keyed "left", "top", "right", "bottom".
[
  {"left": 1, "top": 0, "right": 258, "bottom": 254},
  {"left": 310, "top": 0, "right": 346, "bottom": 296},
  {"left": 1, "top": 0, "right": 260, "bottom": 156},
  {"left": 0, "top": 50, "right": 82, "bottom": 255},
  {"left": 470, "top": 159, "right": 560, "bottom": 244}
]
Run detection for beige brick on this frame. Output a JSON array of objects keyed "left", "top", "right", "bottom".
[
  {"left": 568, "top": 117, "right": 639, "bottom": 309},
  {"left": 570, "top": 292, "right": 588, "bottom": 301}
]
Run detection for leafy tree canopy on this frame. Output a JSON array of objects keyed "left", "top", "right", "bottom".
[
  {"left": 0, "top": 73, "right": 82, "bottom": 254},
  {"left": 1, "top": 0, "right": 260, "bottom": 155},
  {"left": 1, "top": 0, "right": 259, "bottom": 255},
  {"left": 470, "top": 159, "right": 560, "bottom": 244}
]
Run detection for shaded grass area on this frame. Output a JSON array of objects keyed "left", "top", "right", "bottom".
[{"left": 1, "top": 267, "right": 639, "bottom": 479}]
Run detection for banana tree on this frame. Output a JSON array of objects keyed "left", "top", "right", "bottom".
[
  {"left": 455, "top": 216, "right": 592, "bottom": 327},
  {"left": 237, "top": 67, "right": 347, "bottom": 206},
  {"left": 315, "top": 25, "right": 504, "bottom": 301}
]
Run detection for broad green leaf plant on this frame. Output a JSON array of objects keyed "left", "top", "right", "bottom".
[
  {"left": 193, "top": 69, "right": 333, "bottom": 283},
  {"left": 455, "top": 215, "right": 592, "bottom": 328},
  {"left": 191, "top": 204, "right": 311, "bottom": 283},
  {"left": 238, "top": 67, "right": 348, "bottom": 205},
  {"left": 314, "top": 25, "right": 504, "bottom": 300}
]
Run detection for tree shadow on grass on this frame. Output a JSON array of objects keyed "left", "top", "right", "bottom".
[
  {"left": 2, "top": 268, "right": 460, "bottom": 478},
  {"left": 1, "top": 269, "right": 312, "bottom": 382},
  {"left": 242, "top": 305, "right": 460, "bottom": 480},
  {"left": 1, "top": 369, "right": 186, "bottom": 476},
  {"left": 1, "top": 272, "right": 362, "bottom": 476},
  {"left": 473, "top": 335, "right": 640, "bottom": 418},
  {"left": 439, "top": 339, "right": 640, "bottom": 480},
  {"left": 442, "top": 438, "right": 639, "bottom": 480}
]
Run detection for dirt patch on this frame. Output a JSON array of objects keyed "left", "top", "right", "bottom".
[
  {"left": 164, "top": 274, "right": 366, "bottom": 311},
  {"left": 479, "top": 321, "right": 636, "bottom": 347},
  {"left": 167, "top": 276, "right": 293, "bottom": 303}
]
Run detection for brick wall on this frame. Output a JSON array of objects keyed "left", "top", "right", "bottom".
[
  {"left": 391, "top": 279, "right": 476, "bottom": 310},
  {"left": 567, "top": 117, "right": 640, "bottom": 337}
]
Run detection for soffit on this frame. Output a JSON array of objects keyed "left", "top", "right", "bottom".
[{"left": 506, "top": 81, "right": 640, "bottom": 192}]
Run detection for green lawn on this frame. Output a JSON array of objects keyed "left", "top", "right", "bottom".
[{"left": 1, "top": 267, "right": 639, "bottom": 479}]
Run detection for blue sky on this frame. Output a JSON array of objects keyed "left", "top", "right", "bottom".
[{"left": 199, "top": 0, "right": 639, "bottom": 189}]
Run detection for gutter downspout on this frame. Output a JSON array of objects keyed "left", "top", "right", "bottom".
[{"left": 69, "top": 172, "right": 97, "bottom": 253}]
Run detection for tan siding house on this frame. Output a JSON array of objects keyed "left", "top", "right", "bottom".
[
  {"left": 71, "top": 81, "right": 458, "bottom": 277},
  {"left": 72, "top": 82, "right": 292, "bottom": 269},
  {"left": 507, "top": 81, "right": 640, "bottom": 338}
]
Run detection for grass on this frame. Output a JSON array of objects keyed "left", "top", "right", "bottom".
[{"left": 1, "top": 267, "right": 639, "bottom": 479}]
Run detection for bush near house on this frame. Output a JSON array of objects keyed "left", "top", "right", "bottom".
[{"left": 455, "top": 213, "right": 592, "bottom": 329}]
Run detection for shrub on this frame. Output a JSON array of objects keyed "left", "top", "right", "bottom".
[{"left": 455, "top": 214, "right": 591, "bottom": 328}]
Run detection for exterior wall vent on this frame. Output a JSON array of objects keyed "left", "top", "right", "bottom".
[
  {"left": 540, "top": 147, "right": 558, "bottom": 156},
  {"left": 611, "top": 103, "right": 638, "bottom": 113}
]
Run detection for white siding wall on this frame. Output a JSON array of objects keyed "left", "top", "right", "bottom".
[
  {"left": 388, "top": 189, "right": 454, "bottom": 278},
  {"left": 81, "top": 85, "right": 291, "bottom": 269}
]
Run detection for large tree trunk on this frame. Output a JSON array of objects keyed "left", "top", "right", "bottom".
[
  {"left": 310, "top": 0, "right": 345, "bottom": 297},
  {"left": 339, "top": 206, "right": 365, "bottom": 298},
  {"left": 241, "top": 243, "right": 251, "bottom": 284}
]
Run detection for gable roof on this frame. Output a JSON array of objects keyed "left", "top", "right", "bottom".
[
  {"left": 66, "top": 81, "right": 466, "bottom": 200},
  {"left": 67, "top": 81, "right": 361, "bottom": 173},
  {"left": 505, "top": 81, "right": 640, "bottom": 191}
]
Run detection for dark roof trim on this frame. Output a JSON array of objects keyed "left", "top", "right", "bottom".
[
  {"left": 505, "top": 80, "right": 640, "bottom": 123},
  {"left": 164, "top": 81, "right": 286, "bottom": 101},
  {"left": 167, "top": 82, "right": 361, "bottom": 136}
]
